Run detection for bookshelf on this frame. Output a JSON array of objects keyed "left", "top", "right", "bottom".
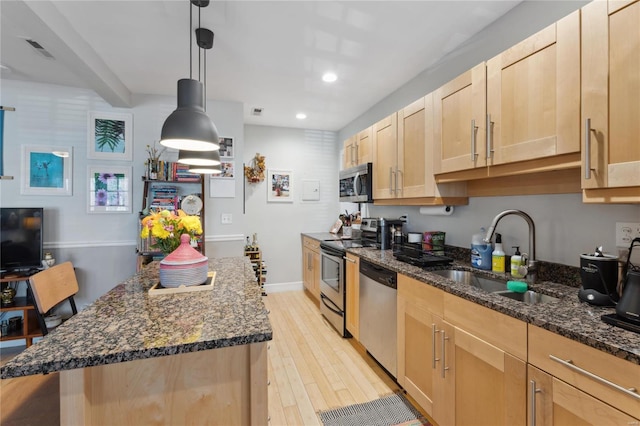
[{"left": 137, "top": 166, "right": 205, "bottom": 270}]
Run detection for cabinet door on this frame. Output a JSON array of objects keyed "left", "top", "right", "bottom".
[
  {"left": 397, "top": 96, "right": 433, "bottom": 198},
  {"left": 345, "top": 253, "right": 359, "bottom": 339},
  {"left": 441, "top": 325, "right": 527, "bottom": 426},
  {"left": 397, "top": 292, "right": 440, "bottom": 417},
  {"left": 302, "top": 246, "right": 313, "bottom": 294},
  {"left": 356, "top": 127, "right": 372, "bottom": 165},
  {"left": 528, "top": 365, "right": 639, "bottom": 426},
  {"left": 343, "top": 135, "right": 356, "bottom": 169},
  {"left": 372, "top": 113, "right": 398, "bottom": 199},
  {"left": 486, "top": 11, "right": 580, "bottom": 166},
  {"left": 582, "top": 0, "right": 640, "bottom": 193},
  {"left": 434, "top": 63, "right": 487, "bottom": 174},
  {"left": 311, "top": 250, "right": 321, "bottom": 300}
]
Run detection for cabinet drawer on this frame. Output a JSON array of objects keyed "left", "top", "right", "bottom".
[
  {"left": 398, "top": 274, "right": 443, "bottom": 318},
  {"left": 443, "top": 293, "right": 527, "bottom": 360},
  {"left": 302, "top": 237, "right": 320, "bottom": 252},
  {"left": 529, "top": 325, "right": 640, "bottom": 418}
]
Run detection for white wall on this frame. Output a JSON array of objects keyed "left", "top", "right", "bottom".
[
  {"left": 243, "top": 125, "right": 339, "bottom": 291},
  {"left": 0, "top": 80, "right": 244, "bottom": 316}
]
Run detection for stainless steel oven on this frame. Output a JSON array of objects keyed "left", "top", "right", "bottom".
[{"left": 319, "top": 241, "right": 349, "bottom": 337}]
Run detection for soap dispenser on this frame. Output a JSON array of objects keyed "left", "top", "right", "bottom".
[
  {"left": 511, "top": 246, "right": 524, "bottom": 278},
  {"left": 471, "top": 227, "right": 492, "bottom": 270},
  {"left": 492, "top": 233, "right": 505, "bottom": 273}
]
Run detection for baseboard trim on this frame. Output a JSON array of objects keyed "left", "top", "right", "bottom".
[{"left": 264, "top": 281, "right": 303, "bottom": 294}]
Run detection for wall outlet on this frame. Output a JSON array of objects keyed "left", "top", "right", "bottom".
[
  {"left": 221, "top": 213, "right": 233, "bottom": 224},
  {"left": 615, "top": 222, "right": 640, "bottom": 247}
]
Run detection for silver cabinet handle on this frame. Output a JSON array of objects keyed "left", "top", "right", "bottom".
[
  {"left": 355, "top": 142, "right": 359, "bottom": 164},
  {"left": 471, "top": 119, "right": 478, "bottom": 162},
  {"left": 486, "top": 114, "right": 494, "bottom": 160},
  {"left": 549, "top": 355, "right": 639, "bottom": 400},
  {"left": 343, "top": 256, "right": 356, "bottom": 263},
  {"left": 389, "top": 167, "right": 395, "bottom": 194},
  {"left": 441, "top": 329, "right": 449, "bottom": 378},
  {"left": 432, "top": 324, "right": 438, "bottom": 369},
  {"left": 585, "top": 118, "right": 592, "bottom": 180},
  {"left": 530, "top": 380, "right": 541, "bottom": 426},
  {"left": 396, "top": 167, "right": 402, "bottom": 194}
]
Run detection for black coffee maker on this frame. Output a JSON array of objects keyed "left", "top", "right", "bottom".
[
  {"left": 602, "top": 238, "right": 640, "bottom": 333},
  {"left": 578, "top": 251, "right": 619, "bottom": 307}
]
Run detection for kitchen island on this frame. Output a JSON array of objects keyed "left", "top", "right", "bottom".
[{"left": 0, "top": 257, "right": 272, "bottom": 425}]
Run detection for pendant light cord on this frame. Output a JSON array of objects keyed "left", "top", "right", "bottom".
[{"left": 189, "top": 1, "right": 193, "bottom": 80}]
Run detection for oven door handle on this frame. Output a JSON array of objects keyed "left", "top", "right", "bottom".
[{"left": 320, "top": 293, "right": 344, "bottom": 317}]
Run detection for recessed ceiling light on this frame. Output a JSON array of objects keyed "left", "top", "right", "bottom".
[
  {"left": 296, "top": 113, "right": 307, "bottom": 120},
  {"left": 322, "top": 72, "right": 337, "bottom": 83}
]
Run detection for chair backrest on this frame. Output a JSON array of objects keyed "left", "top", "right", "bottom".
[{"left": 29, "top": 261, "right": 79, "bottom": 314}]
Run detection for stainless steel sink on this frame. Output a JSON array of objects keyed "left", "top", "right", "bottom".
[
  {"left": 430, "top": 269, "right": 507, "bottom": 293},
  {"left": 430, "top": 269, "right": 559, "bottom": 305},
  {"left": 494, "top": 290, "right": 559, "bottom": 305}
]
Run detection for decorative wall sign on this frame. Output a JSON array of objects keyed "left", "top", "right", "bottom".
[
  {"left": 267, "top": 169, "right": 293, "bottom": 203},
  {"left": 87, "top": 165, "right": 132, "bottom": 213},
  {"left": 219, "top": 137, "right": 234, "bottom": 158},
  {"left": 210, "top": 161, "right": 235, "bottom": 198},
  {"left": 87, "top": 111, "right": 133, "bottom": 161},
  {"left": 20, "top": 145, "right": 73, "bottom": 196}
]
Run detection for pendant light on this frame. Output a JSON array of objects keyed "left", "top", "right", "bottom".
[
  {"left": 160, "top": 0, "right": 219, "bottom": 152},
  {"left": 189, "top": 163, "right": 222, "bottom": 175}
]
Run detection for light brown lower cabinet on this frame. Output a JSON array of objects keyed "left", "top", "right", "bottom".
[
  {"left": 528, "top": 365, "right": 638, "bottom": 426},
  {"left": 345, "top": 253, "right": 359, "bottom": 340},
  {"left": 301, "top": 237, "right": 320, "bottom": 301},
  {"left": 398, "top": 275, "right": 526, "bottom": 426}
]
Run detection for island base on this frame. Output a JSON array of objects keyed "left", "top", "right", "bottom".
[{"left": 60, "top": 342, "right": 268, "bottom": 425}]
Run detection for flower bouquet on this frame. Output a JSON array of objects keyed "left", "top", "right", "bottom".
[{"left": 140, "top": 209, "right": 203, "bottom": 254}]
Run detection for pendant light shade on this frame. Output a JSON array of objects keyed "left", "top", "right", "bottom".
[
  {"left": 178, "top": 147, "right": 221, "bottom": 166},
  {"left": 189, "top": 163, "right": 222, "bottom": 175},
  {"left": 160, "top": 79, "right": 219, "bottom": 151}
]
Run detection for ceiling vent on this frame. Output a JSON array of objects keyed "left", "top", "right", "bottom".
[
  {"left": 251, "top": 108, "right": 263, "bottom": 116},
  {"left": 25, "top": 39, "right": 55, "bottom": 59}
]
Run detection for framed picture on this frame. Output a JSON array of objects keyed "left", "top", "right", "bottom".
[
  {"left": 87, "top": 111, "right": 133, "bottom": 161},
  {"left": 210, "top": 161, "right": 235, "bottom": 179},
  {"left": 219, "top": 137, "right": 234, "bottom": 158},
  {"left": 87, "top": 165, "right": 132, "bottom": 213},
  {"left": 20, "top": 145, "right": 73, "bottom": 196},
  {"left": 267, "top": 169, "right": 293, "bottom": 203}
]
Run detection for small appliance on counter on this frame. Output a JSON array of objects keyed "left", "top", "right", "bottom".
[
  {"left": 602, "top": 237, "right": 640, "bottom": 333},
  {"left": 360, "top": 217, "right": 405, "bottom": 250},
  {"left": 578, "top": 248, "right": 619, "bottom": 307}
]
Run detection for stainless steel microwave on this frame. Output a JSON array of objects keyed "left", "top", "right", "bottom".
[{"left": 339, "top": 163, "right": 373, "bottom": 203}]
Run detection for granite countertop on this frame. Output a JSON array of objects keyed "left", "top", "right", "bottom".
[
  {"left": 347, "top": 247, "right": 639, "bottom": 365},
  {"left": 1, "top": 257, "right": 273, "bottom": 379}
]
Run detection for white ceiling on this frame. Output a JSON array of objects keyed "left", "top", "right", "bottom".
[{"left": 0, "top": 1, "right": 522, "bottom": 131}]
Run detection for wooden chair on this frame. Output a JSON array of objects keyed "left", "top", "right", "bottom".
[{"left": 28, "top": 261, "right": 78, "bottom": 336}]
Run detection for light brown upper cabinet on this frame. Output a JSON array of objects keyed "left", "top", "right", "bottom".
[
  {"left": 582, "top": 0, "right": 640, "bottom": 203},
  {"left": 342, "top": 127, "right": 372, "bottom": 170},
  {"left": 434, "top": 63, "right": 487, "bottom": 175},
  {"left": 486, "top": 10, "right": 581, "bottom": 167},
  {"left": 374, "top": 96, "right": 467, "bottom": 204},
  {"left": 372, "top": 112, "right": 398, "bottom": 200}
]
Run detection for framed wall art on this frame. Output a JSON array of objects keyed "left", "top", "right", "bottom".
[
  {"left": 219, "top": 137, "right": 234, "bottom": 158},
  {"left": 87, "top": 165, "right": 132, "bottom": 213},
  {"left": 87, "top": 111, "right": 133, "bottom": 161},
  {"left": 267, "top": 169, "right": 293, "bottom": 203},
  {"left": 20, "top": 145, "right": 73, "bottom": 196}
]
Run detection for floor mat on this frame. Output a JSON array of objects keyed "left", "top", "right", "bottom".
[{"left": 317, "top": 393, "right": 432, "bottom": 426}]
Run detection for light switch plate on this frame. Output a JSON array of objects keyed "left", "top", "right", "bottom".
[
  {"left": 615, "top": 222, "right": 640, "bottom": 247},
  {"left": 221, "top": 213, "right": 232, "bottom": 224}
]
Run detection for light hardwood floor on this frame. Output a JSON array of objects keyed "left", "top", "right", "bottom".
[{"left": 1, "top": 290, "right": 418, "bottom": 426}]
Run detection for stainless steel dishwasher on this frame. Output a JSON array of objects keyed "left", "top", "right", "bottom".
[{"left": 359, "top": 259, "right": 397, "bottom": 378}]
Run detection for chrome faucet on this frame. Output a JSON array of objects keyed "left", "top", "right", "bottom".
[{"left": 484, "top": 209, "right": 537, "bottom": 283}]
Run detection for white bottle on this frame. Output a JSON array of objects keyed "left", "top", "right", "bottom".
[
  {"left": 491, "top": 233, "right": 505, "bottom": 273},
  {"left": 510, "top": 246, "right": 523, "bottom": 278}
]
